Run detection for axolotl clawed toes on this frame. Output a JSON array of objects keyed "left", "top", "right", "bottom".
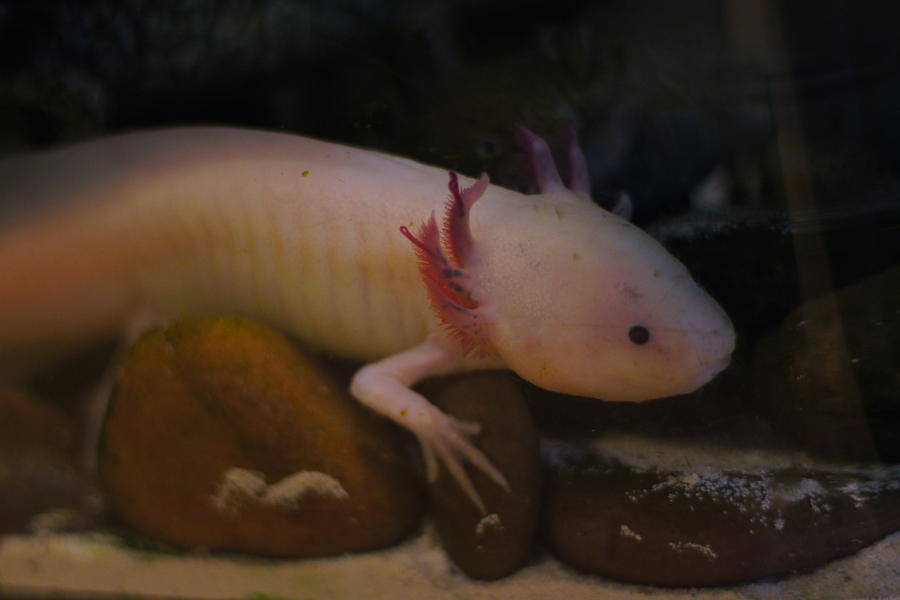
[{"left": 0, "top": 125, "right": 734, "bottom": 515}]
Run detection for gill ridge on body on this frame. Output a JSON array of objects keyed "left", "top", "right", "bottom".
[{"left": 0, "top": 125, "right": 735, "bottom": 514}]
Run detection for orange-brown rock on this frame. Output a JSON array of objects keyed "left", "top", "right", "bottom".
[
  {"left": 99, "top": 316, "right": 424, "bottom": 557},
  {"left": 419, "top": 372, "right": 541, "bottom": 580}
]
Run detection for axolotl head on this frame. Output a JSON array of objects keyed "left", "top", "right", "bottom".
[
  {"left": 473, "top": 191, "right": 735, "bottom": 402},
  {"left": 403, "top": 127, "right": 734, "bottom": 403}
]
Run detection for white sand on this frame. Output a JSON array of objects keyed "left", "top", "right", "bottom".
[
  {"left": 0, "top": 526, "right": 896, "bottom": 600},
  {"left": 3, "top": 432, "right": 896, "bottom": 599}
]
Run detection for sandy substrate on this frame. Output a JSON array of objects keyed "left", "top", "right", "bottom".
[
  {"left": 4, "top": 431, "right": 897, "bottom": 599},
  {"left": 0, "top": 526, "right": 897, "bottom": 600}
]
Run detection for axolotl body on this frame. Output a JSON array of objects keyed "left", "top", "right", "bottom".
[{"left": 0, "top": 126, "right": 735, "bottom": 512}]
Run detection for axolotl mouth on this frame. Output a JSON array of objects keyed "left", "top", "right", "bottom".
[
  {"left": 616, "top": 349, "right": 733, "bottom": 401},
  {"left": 686, "top": 351, "right": 733, "bottom": 391},
  {"left": 695, "top": 301, "right": 736, "bottom": 371},
  {"left": 656, "top": 273, "right": 736, "bottom": 396}
]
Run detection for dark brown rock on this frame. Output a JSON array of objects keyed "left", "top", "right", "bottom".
[
  {"left": 419, "top": 372, "right": 541, "bottom": 580},
  {"left": 544, "top": 442, "right": 900, "bottom": 587},
  {"left": 753, "top": 267, "right": 900, "bottom": 462},
  {"left": 0, "top": 387, "right": 104, "bottom": 533},
  {"left": 99, "top": 316, "right": 424, "bottom": 557}
]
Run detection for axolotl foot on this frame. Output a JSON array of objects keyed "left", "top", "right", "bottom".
[
  {"left": 350, "top": 340, "right": 510, "bottom": 515},
  {"left": 412, "top": 404, "right": 509, "bottom": 514}
]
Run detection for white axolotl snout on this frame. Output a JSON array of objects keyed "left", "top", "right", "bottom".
[{"left": 474, "top": 192, "right": 736, "bottom": 402}]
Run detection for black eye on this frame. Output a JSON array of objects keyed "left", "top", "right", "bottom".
[{"left": 629, "top": 325, "right": 650, "bottom": 345}]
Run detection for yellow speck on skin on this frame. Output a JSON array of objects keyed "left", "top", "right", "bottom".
[
  {"left": 400, "top": 408, "right": 408, "bottom": 417},
  {"left": 572, "top": 252, "right": 580, "bottom": 261},
  {"left": 302, "top": 170, "right": 310, "bottom": 176},
  {"left": 554, "top": 206, "right": 563, "bottom": 219}
]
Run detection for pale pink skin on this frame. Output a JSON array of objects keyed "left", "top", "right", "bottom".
[{"left": 0, "top": 127, "right": 734, "bottom": 512}]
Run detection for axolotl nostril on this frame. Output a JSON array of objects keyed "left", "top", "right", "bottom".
[{"left": 0, "top": 125, "right": 735, "bottom": 513}]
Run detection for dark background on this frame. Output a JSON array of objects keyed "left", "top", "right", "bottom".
[{"left": 0, "top": 0, "right": 896, "bottom": 224}]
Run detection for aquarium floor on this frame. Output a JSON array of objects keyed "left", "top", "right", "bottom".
[{"left": 0, "top": 527, "right": 897, "bottom": 600}]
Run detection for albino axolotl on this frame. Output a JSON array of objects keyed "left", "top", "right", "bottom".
[{"left": 0, "top": 125, "right": 735, "bottom": 512}]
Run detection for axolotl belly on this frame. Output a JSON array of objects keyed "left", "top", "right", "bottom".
[{"left": 0, "top": 126, "right": 735, "bottom": 512}]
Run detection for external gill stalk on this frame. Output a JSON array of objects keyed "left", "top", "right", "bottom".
[
  {"left": 443, "top": 172, "right": 488, "bottom": 268},
  {"left": 516, "top": 123, "right": 594, "bottom": 204},
  {"left": 399, "top": 172, "right": 491, "bottom": 356},
  {"left": 517, "top": 122, "right": 633, "bottom": 217}
]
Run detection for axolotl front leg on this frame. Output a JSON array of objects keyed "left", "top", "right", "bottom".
[
  {"left": 351, "top": 339, "right": 506, "bottom": 514},
  {"left": 350, "top": 129, "right": 604, "bottom": 512},
  {"left": 351, "top": 172, "right": 509, "bottom": 514}
]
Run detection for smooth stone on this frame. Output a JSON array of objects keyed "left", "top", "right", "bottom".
[
  {"left": 0, "top": 387, "right": 104, "bottom": 534},
  {"left": 418, "top": 372, "right": 541, "bottom": 580},
  {"left": 753, "top": 267, "right": 900, "bottom": 462},
  {"left": 99, "top": 316, "right": 424, "bottom": 557},
  {"left": 544, "top": 440, "right": 900, "bottom": 587}
]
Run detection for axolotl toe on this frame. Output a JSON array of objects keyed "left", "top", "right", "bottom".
[{"left": 0, "top": 125, "right": 734, "bottom": 514}]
